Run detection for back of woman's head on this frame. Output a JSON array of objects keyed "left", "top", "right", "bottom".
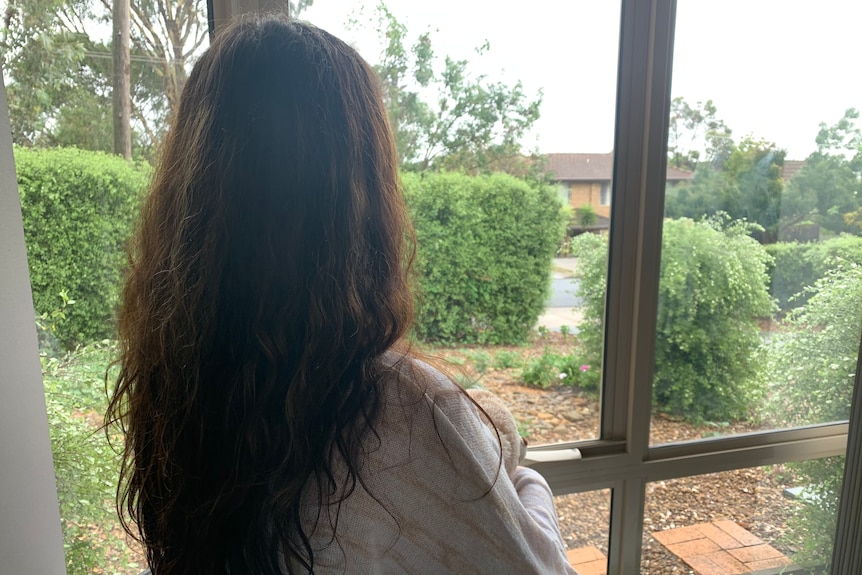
[{"left": 108, "top": 16, "right": 414, "bottom": 574}]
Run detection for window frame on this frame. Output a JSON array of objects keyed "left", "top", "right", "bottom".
[{"left": 529, "top": 1, "right": 862, "bottom": 573}]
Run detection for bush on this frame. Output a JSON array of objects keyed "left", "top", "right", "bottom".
[
  {"left": 520, "top": 348, "right": 598, "bottom": 391},
  {"left": 17, "top": 147, "right": 149, "bottom": 349},
  {"left": 764, "top": 241, "right": 815, "bottom": 309},
  {"left": 403, "top": 172, "right": 565, "bottom": 344},
  {"left": 570, "top": 216, "right": 775, "bottom": 422},
  {"left": 766, "top": 235, "right": 862, "bottom": 310},
  {"left": 42, "top": 342, "right": 122, "bottom": 575},
  {"left": 763, "top": 262, "right": 862, "bottom": 568}
]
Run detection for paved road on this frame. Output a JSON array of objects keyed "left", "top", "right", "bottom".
[{"left": 547, "top": 277, "right": 581, "bottom": 307}]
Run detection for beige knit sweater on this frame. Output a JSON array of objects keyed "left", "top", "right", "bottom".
[{"left": 292, "top": 354, "right": 577, "bottom": 574}]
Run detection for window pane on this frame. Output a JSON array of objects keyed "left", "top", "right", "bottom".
[
  {"left": 646, "top": 0, "right": 862, "bottom": 443},
  {"left": 304, "top": 0, "right": 622, "bottom": 443},
  {"left": 558, "top": 489, "right": 611, "bottom": 574},
  {"left": 642, "top": 461, "right": 845, "bottom": 574}
]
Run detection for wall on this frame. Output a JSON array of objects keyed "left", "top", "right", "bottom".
[
  {"left": 568, "top": 181, "right": 611, "bottom": 218},
  {"left": 0, "top": 67, "right": 67, "bottom": 574}
]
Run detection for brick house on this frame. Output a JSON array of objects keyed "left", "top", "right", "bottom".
[{"left": 546, "top": 153, "right": 694, "bottom": 228}]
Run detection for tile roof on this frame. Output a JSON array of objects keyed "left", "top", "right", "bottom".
[
  {"left": 546, "top": 153, "right": 694, "bottom": 182},
  {"left": 781, "top": 160, "right": 805, "bottom": 181}
]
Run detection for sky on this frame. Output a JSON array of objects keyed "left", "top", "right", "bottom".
[{"left": 301, "top": 0, "right": 862, "bottom": 160}]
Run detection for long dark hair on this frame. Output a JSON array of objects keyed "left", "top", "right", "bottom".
[{"left": 107, "top": 16, "right": 415, "bottom": 574}]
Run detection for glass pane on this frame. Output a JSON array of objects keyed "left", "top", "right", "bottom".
[
  {"left": 642, "top": 461, "right": 845, "bottom": 574},
  {"left": 303, "top": 1, "right": 621, "bottom": 443},
  {"left": 558, "top": 489, "right": 611, "bottom": 574},
  {"left": 644, "top": 0, "right": 862, "bottom": 443}
]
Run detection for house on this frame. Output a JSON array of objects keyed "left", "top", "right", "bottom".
[{"left": 546, "top": 152, "right": 694, "bottom": 227}]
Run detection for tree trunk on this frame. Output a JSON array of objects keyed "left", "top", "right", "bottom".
[{"left": 112, "top": 0, "right": 131, "bottom": 159}]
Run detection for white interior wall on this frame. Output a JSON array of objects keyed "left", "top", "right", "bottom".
[{"left": 0, "top": 66, "right": 67, "bottom": 574}]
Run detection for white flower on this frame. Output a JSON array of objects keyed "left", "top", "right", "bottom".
[{"left": 558, "top": 372, "right": 568, "bottom": 380}]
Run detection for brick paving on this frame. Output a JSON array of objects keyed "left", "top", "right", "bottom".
[
  {"left": 651, "top": 521, "right": 793, "bottom": 575},
  {"left": 566, "top": 546, "right": 607, "bottom": 575}
]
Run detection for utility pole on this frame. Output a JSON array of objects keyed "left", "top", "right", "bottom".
[{"left": 112, "top": 0, "right": 131, "bottom": 159}]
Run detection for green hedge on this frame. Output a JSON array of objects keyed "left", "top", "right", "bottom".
[
  {"left": 570, "top": 217, "right": 775, "bottom": 422},
  {"left": 403, "top": 172, "right": 565, "bottom": 344},
  {"left": 766, "top": 235, "right": 862, "bottom": 310},
  {"left": 17, "top": 147, "right": 149, "bottom": 349}
]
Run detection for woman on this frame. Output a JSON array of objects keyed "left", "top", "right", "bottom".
[{"left": 108, "top": 15, "right": 575, "bottom": 575}]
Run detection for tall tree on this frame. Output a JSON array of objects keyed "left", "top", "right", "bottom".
[
  {"left": 667, "top": 97, "right": 733, "bottom": 171},
  {"left": 112, "top": 0, "right": 131, "bottom": 158},
  {"left": 364, "top": 4, "right": 542, "bottom": 174}
]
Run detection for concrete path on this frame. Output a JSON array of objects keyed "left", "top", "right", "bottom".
[{"left": 537, "top": 257, "right": 583, "bottom": 333}]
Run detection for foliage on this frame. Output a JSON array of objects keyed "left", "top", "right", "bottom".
[
  {"left": 520, "top": 347, "right": 597, "bottom": 391},
  {"left": 466, "top": 350, "right": 491, "bottom": 373},
  {"left": 1, "top": 0, "right": 207, "bottom": 154},
  {"left": 42, "top": 341, "right": 121, "bottom": 575},
  {"left": 566, "top": 231, "right": 608, "bottom": 372},
  {"left": 17, "top": 147, "right": 149, "bottom": 349},
  {"left": 763, "top": 262, "right": 862, "bottom": 568},
  {"left": 570, "top": 216, "right": 775, "bottom": 421},
  {"left": 781, "top": 110, "right": 862, "bottom": 237},
  {"left": 575, "top": 204, "right": 597, "bottom": 227},
  {"left": 667, "top": 97, "right": 733, "bottom": 171},
  {"left": 363, "top": 4, "right": 542, "bottom": 174},
  {"left": 404, "top": 171, "right": 565, "bottom": 344},
  {"left": 667, "top": 138, "right": 787, "bottom": 243},
  {"left": 765, "top": 236, "right": 862, "bottom": 310},
  {"left": 492, "top": 350, "right": 523, "bottom": 370}
]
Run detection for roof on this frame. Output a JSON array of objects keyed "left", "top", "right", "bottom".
[
  {"left": 781, "top": 160, "right": 805, "bottom": 181},
  {"left": 545, "top": 153, "right": 694, "bottom": 182}
]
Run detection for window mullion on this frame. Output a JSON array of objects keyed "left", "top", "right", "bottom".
[{"left": 602, "top": 0, "right": 677, "bottom": 572}]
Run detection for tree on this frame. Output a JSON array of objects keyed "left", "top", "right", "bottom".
[
  {"left": 667, "top": 97, "right": 733, "bottom": 171},
  {"left": 666, "top": 135, "right": 786, "bottom": 242},
  {"left": 1, "top": 0, "right": 90, "bottom": 145},
  {"left": 1, "top": 0, "right": 166, "bottom": 155},
  {"left": 782, "top": 108, "right": 862, "bottom": 235},
  {"left": 365, "top": 4, "right": 542, "bottom": 174}
]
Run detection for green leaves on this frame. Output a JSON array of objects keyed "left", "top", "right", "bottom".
[
  {"left": 17, "top": 147, "right": 150, "bottom": 350},
  {"left": 571, "top": 216, "right": 775, "bottom": 422},
  {"left": 366, "top": 4, "right": 542, "bottom": 174},
  {"left": 404, "top": 172, "right": 565, "bottom": 344}
]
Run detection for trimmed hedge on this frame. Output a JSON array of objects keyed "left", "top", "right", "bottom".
[
  {"left": 403, "top": 172, "right": 565, "bottom": 344},
  {"left": 17, "top": 147, "right": 149, "bottom": 349}
]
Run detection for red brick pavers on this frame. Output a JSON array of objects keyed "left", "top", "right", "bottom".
[
  {"left": 567, "top": 546, "right": 607, "bottom": 575},
  {"left": 651, "top": 521, "right": 792, "bottom": 575}
]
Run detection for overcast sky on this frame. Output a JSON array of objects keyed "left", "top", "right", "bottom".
[{"left": 302, "top": 1, "right": 861, "bottom": 160}]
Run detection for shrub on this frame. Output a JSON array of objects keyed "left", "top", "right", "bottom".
[
  {"left": 764, "top": 241, "right": 816, "bottom": 309},
  {"left": 520, "top": 348, "right": 597, "bottom": 391},
  {"left": 42, "top": 342, "right": 122, "bottom": 575},
  {"left": 766, "top": 235, "right": 862, "bottom": 310},
  {"left": 492, "top": 350, "right": 523, "bottom": 369},
  {"left": 570, "top": 216, "right": 775, "bottom": 422},
  {"left": 17, "top": 147, "right": 149, "bottom": 349},
  {"left": 763, "top": 262, "right": 862, "bottom": 568},
  {"left": 403, "top": 172, "right": 565, "bottom": 344}
]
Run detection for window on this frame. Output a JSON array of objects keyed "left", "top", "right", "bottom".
[
  {"left": 2, "top": 1, "right": 862, "bottom": 573},
  {"left": 600, "top": 181, "right": 611, "bottom": 206}
]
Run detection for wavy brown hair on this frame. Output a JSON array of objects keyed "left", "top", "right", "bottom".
[{"left": 106, "top": 16, "right": 415, "bottom": 574}]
